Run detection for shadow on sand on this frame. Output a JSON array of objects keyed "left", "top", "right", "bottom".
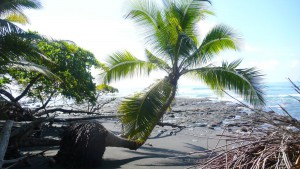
[{"left": 102, "top": 143, "right": 209, "bottom": 169}]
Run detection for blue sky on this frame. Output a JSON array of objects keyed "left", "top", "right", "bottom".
[{"left": 22, "top": 0, "right": 300, "bottom": 88}]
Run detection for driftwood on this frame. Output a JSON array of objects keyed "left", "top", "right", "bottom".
[
  {"left": 157, "top": 121, "right": 185, "bottom": 129},
  {"left": 0, "top": 120, "right": 13, "bottom": 168}
]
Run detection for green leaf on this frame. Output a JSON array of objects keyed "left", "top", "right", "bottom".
[
  {"left": 185, "top": 60, "right": 265, "bottom": 106},
  {"left": 9, "top": 61, "right": 58, "bottom": 79},
  {"left": 145, "top": 49, "right": 171, "bottom": 73},
  {"left": 118, "top": 78, "right": 175, "bottom": 141},
  {"left": 96, "top": 84, "right": 118, "bottom": 93},
  {"left": 5, "top": 13, "right": 29, "bottom": 25},
  {"left": 0, "top": 0, "right": 42, "bottom": 16},
  {"left": 199, "top": 25, "right": 239, "bottom": 63},
  {"left": 101, "top": 51, "right": 157, "bottom": 83}
]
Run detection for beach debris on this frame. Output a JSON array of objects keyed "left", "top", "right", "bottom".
[
  {"left": 194, "top": 113, "right": 300, "bottom": 169},
  {"left": 189, "top": 80, "right": 300, "bottom": 169}
]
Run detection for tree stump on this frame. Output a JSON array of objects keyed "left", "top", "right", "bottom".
[{"left": 55, "top": 121, "right": 107, "bottom": 168}]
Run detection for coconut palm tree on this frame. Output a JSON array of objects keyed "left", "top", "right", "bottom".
[
  {"left": 101, "top": 0, "right": 265, "bottom": 142},
  {"left": 0, "top": 0, "right": 55, "bottom": 77},
  {"left": 0, "top": 0, "right": 42, "bottom": 25}
]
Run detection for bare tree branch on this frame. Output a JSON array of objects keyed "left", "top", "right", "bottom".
[
  {"left": 34, "top": 108, "right": 103, "bottom": 116},
  {"left": 14, "top": 74, "right": 41, "bottom": 102},
  {"left": 32, "top": 89, "right": 57, "bottom": 113},
  {"left": 0, "top": 89, "right": 15, "bottom": 102}
]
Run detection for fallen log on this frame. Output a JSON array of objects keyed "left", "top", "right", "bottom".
[
  {"left": 52, "top": 115, "right": 120, "bottom": 122},
  {"left": 18, "top": 138, "right": 60, "bottom": 147},
  {"left": 10, "top": 118, "right": 51, "bottom": 142},
  {"left": 0, "top": 120, "right": 14, "bottom": 168}
]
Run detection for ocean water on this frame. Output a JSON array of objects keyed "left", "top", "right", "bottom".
[
  {"left": 113, "top": 81, "right": 300, "bottom": 119},
  {"left": 18, "top": 81, "right": 300, "bottom": 119}
]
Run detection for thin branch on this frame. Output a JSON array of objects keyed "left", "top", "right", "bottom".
[
  {"left": 14, "top": 74, "right": 41, "bottom": 102},
  {"left": 32, "top": 89, "right": 57, "bottom": 113}
]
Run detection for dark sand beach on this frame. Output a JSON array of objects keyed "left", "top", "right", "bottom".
[{"left": 17, "top": 97, "right": 258, "bottom": 169}]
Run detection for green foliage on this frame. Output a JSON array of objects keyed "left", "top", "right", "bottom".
[
  {"left": 6, "top": 39, "right": 99, "bottom": 104},
  {"left": 0, "top": 0, "right": 56, "bottom": 78},
  {"left": 38, "top": 40, "right": 99, "bottom": 103},
  {"left": 102, "top": 51, "right": 157, "bottom": 83},
  {"left": 96, "top": 84, "right": 118, "bottom": 93},
  {"left": 119, "top": 78, "right": 174, "bottom": 141},
  {"left": 185, "top": 60, "right": 265, "bottom": 106},
  {"left": 0, "top": 0, "right": 42, "bottom": 25},
  {"left": 101, "top": 0, "right": 265, "bottom": 141}
]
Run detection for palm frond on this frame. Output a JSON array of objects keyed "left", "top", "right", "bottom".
[
  {"left": 0, "top": 0, "right": 42, "bottom": 16},
  {"left": 101, "top": 51, "right": 157, "bottom": 83},
  {"left": 8, "top": 60, "right": 58, "bottom": 79},
  {"left": 199, "top": 24, "right": 239, "bottom": 63},
  {"left": 126, "top": 0, "right": 173, "bottom": 59},
  {"left": 0, "top": 32, "right": 43, "bottom": 62},
  {"left": 176, "top": 32, "right": 198, "bottom": 63},
  {"left": 166, "top": 0, "right": 212, "bottom": 42},
  {"left": 4, "top": 13, "right": 29, "bottom": 25},
  {"left": 0, "top": 19, "right": 25, "bottom": 35},
  {"left": 126, "top": 0, "right": 159, "bottom": 30},
  {"left": 118, "top": 77, "right": 175, "bottom": 141},
  {"left": 185, "top": 60, "right": 265, "bottom": 106},
  {"left": 182, "top": 25, "right": 239, "bottom": 70},
  {"left": 145, "top": 49, "right": 171, "bottom": 73}
]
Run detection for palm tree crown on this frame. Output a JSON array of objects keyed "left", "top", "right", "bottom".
[
  {"left": 0, "top": 0, "right": 55, "bottom": 78},
  {"left": 101, "top": 0, "right": 265, "bottom": 142},
  {"left": 0, "top": 0, "right": 41, "bottom": 25}
]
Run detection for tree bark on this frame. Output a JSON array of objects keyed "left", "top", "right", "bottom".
[
  {"left": 0, "top": 89, "right": 15, "bottom": 102},
  {"left": 105, "top": 130, "right": 141, "bottom": 150},
  {"left": 0, "top": 120, "right": 14, "bottom": 168}
]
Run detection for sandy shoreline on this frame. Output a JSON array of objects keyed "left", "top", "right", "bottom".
[{"left": 17, "top": 97, "right": 258, "bottom": 169}]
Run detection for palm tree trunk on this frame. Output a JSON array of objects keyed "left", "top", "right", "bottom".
[
  {"left": 105, "top": 131, "right": 141, "bottom": 150},
  {"left": 157, "top": 78, "right": 178, "bottom": 120},
  {"left": 55, "top": 121, "right": 142, "bottom": 168}
]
